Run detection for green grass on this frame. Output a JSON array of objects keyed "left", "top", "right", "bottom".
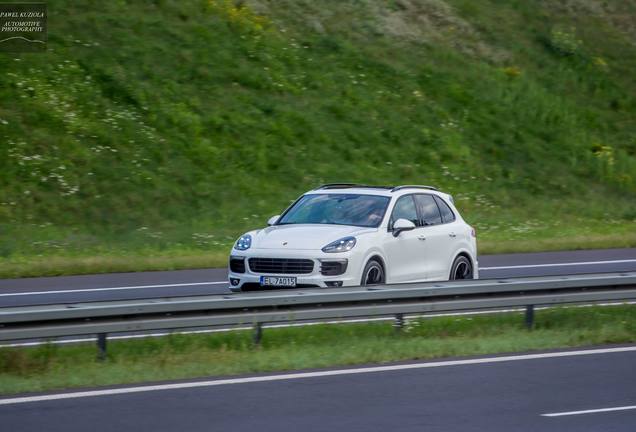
[
  {"left": 1, "top": 0, "right": 636, "bottom": 277},
  {"left": 1, "top": 304, "right": 635, "bottom": 395}
]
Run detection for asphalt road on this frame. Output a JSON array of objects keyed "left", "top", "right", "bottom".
[
  {"left": 1, "top": 346, "right": 635, "bottom": 432},
  {"left": 0, "top": 248, "right": 635, "bottom": 307}
]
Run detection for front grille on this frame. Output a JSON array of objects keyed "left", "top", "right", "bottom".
[
  {"left": 229, "top": 257, "right": 245, "bottom": 273},
  {"left": 248, "top": 258, "right": 314, "bottom": 274},
  {"left": 320, "top": 260, "right": 348, "bottom": 276}
]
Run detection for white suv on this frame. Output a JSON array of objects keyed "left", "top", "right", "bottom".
[{"left": 228, "top": 184, "right": 477, "bottom": 291}]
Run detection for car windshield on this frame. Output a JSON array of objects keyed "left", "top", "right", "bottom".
[{"left": 277, "top": 194, "right": 390, "bottom": 228}]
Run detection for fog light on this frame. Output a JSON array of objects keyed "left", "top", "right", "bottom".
[
  {"left": 325, "top": 281, "right": 343, "bottom": 287},
  {"left": 230, "top": 278, "right": 240, "bottom": 286}
]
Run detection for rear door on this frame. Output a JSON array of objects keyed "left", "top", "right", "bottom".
[
  {"left": 382, "top": 195, "right": 428, "bottom": 282},
  {"left": 414, "top": 194, "right": 452, "bottom": 280}
]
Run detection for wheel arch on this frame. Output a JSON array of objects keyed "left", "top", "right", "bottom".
[
  {"left": 454, "top": 250, "right": 473, "bottom": 263},
  {"left": 367, "top": 254, "right": 386, "bottom": 271}
]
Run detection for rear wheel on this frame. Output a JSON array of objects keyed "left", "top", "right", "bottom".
[
  {"left": 361, "top": 259, "right": 385, "bottom": 286},
  {"left": 449, "top": 256, "right": 473, "bottom": 280}
]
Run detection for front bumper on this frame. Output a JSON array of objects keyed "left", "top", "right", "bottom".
[{"left": 228, "top": 249, "right": 361, "bottom": 291}]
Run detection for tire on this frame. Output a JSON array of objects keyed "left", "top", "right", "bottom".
[
  {"left": 360, "top": 259, "right": 385, "bottom": 286},
  {"left": 449, "top": 255, "right": 473, "bottom": 280}
]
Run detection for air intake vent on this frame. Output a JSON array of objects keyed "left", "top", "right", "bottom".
[
  {"left": 229, "top": 257, "right": 246, "bottom": 273},
  {"left": 320, "top": 260, "right": 348, "bottom": 276}
]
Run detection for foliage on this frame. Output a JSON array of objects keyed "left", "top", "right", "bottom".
[{"left": 1, "top": 0, "right": 636, "bottom": 274}]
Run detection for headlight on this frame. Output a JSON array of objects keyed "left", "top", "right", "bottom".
[
  {"left": 322, "top": 236, "right": 356, "bottom": 253},
  {"left": 234, "top": 234, "right": 252, "bottom": 251}
]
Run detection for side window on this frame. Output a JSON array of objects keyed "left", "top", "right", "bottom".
[
  {"left": 434, "top": 195, "right": 456, "bottom": 223},
  {"left": 414, "top": 194, "right": 442, "bottom": 226},
  {"left": 390, "top": 195, "right": 419, "bottom": 227}
]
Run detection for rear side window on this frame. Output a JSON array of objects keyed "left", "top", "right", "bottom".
[
  {"left": 414, "top": 194, "right": 442, "bottom": 226},
  {"left": 434, "top": 195, "right": 456, "bottom": 223},
  {"left": 391, "top": 195, "right": 419, "bottom": 227}
]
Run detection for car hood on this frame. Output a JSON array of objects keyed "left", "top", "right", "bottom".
[{"left": 249, "top": 224, "right": 376, "bottom": 250}]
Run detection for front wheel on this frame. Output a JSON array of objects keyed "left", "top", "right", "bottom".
[
  {"left": 449, "top": 255, "right": 474, "bottom": 280},
  {"left": 360, "top": 259, "right": 385, "bottom": 286}
]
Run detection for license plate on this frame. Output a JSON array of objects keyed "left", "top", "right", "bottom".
[{"left": 260, "top": 276, "right": 297, "bottom": 287}]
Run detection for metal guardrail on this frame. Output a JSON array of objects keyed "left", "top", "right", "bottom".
[{"left": 1, "top": 272, "right": 635, "bottom": 358}]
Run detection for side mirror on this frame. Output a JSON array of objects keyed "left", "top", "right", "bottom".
[
  {"left": 267, "top": 215, "right": 281, "bottom": 226},
  {"left": 392, "top": 218, "right": 416, "bottom": 237}
]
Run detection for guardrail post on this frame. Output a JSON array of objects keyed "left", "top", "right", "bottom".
[
  {"left": 525, "top": 305, "right": 535, "bottom": 330},
  {"left": 394, "top": 313, "right": 405, "bottom": 332},
  {"left": 253, "top": 323, "right": 263, "bottom": 346},
  {"left": 96, "top": 333, "right": 108, "bottom": 361}
]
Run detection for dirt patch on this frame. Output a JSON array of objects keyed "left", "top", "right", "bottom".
[
  {"left": 245, "top": 0, "right": 507, "bottom": 61},
  {"left": 543, "top": 0, "right": 636, "bottom": 45},
  {"left": 378, "top": 0, "right": 507, "bottom": 61}
]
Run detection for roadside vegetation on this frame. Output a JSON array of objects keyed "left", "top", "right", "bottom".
[
  {"left": 1, "top": 305, "right": 635, "bottom": 395},
  {"left": 1, "top": 0, "right": 636, "bottom": 277}
]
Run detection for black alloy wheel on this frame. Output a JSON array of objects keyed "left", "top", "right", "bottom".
[
  {"left": 361, "top": 259, "right": 385, "bottom": 286},
  {"left": 449, "top": 255, "right": 473, "bottom": 280}
]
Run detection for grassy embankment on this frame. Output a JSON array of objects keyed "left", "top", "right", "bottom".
[
  {"left": 1, "top": 305, "right": 635, "bottom": 395},
  {"left": 1, "top": 0, "right": 636, "bottom": 277}
]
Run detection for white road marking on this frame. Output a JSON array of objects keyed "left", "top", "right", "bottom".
[
  {"left": 481, "top": 259, "right": 636, "bottom": 271},
  {"left": 0, "top": 281, "right": 228, "bottom": 297},
  {"left": 0, "top": 346, "right": 635, "bottom": 406},
  {"left": 0, "top": 259, "right": 634, "bottom": 297},
  {"left": 542, "top": 405, "right": 636, "bottom": 417}
]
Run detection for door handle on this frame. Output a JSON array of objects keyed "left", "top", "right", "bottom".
[
  {"left": 417, "top": 235, "right": 426, "bottom": 241},
  {"left": 449, "top": 233, "right": 457, "bottom": 238}
]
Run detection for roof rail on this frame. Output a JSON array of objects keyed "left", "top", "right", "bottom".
[
  {"left": 390, "top": 185, "right": 439, "bottom": 192},
  {"left": 315, "top": 184, "right": 394, "bottom": 190},
  {"left": 314, "top": 183, "right": 360, "bottom": 190}
]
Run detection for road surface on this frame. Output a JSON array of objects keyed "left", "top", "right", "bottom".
[
  {"left": 0, "top": 248, "right": 635, "bottom": 308},
  {"left": 1, "top": 346, "right": 635, "bottom": 431}
]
